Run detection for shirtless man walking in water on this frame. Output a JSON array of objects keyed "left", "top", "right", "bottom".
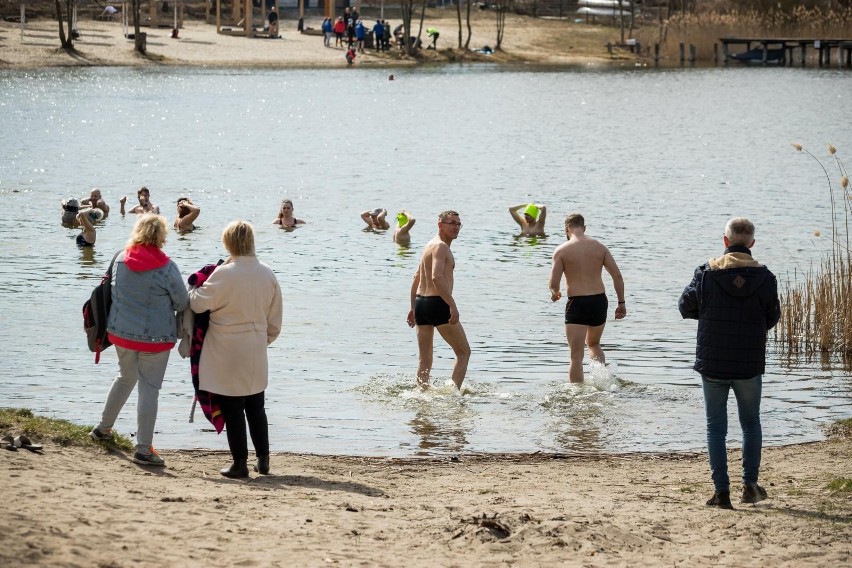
[
  {"left": 549, "top": 213, "right": 626, "bottom": 383},
  {"left": 407, "top": 210, "right": 471, "bottom": 390}
]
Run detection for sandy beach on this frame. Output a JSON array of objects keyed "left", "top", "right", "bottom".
[
  {"left": 0, "top": 11, "right": 621, "bottom": 69},
  {"left": 1, "top": 429, "right": 850, "bottom": 567}
]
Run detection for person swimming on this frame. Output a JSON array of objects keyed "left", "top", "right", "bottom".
[{"left": 273, "top": 199, "right": 306, "bottom": 229}]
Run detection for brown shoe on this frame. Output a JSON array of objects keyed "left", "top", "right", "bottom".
[{"left": 706, "top": 491, "right": 734, "bottom": 509}]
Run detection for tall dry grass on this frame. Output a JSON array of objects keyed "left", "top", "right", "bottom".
[
  {"left": 777, "top": 144, "right": 852, "bottom": 364},
  {"left": 633, "top": 8, "right": 852, "bottom": 62}
]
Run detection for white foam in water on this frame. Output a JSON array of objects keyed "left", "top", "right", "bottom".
[{"left": 587, "top": 361, "right": 620, "bottom": 392}]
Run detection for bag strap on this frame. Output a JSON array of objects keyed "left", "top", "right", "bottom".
[{"left": 104, "top": 249, "right": 122, "bottom": 280}]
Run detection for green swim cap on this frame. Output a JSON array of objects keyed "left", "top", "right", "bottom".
[
  {"left": 397, "top": 213, "right": 408, "bottom": 227},
  {"left": 524, "top": 203, "right": 539, "bottom": 221}
]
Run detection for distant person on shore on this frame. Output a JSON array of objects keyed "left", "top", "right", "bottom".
[
  {"left": 333, "top": 17, "right": 346, "bottom": 47},
  {"left": 373, "top": 20, "right": 384, "bottom": 52},
  {"left": 267, "top": 8, "right": 279, "bottom": 39},
  {"left": 509, "top": 202, "right": 547, "bottom": 237},
  {"left": 406, "top": 210, "right": 470, "bottom": 390},
  {"left": 100, "top": 5, "right": 119, "bottom": 21},
  {"left": 361, "top": 207, "right": 389, "bottom": 230},
  {"left": 549, "top": 213, "right": 626, "bottom": 383},
  {"left": 188, "top": 221, "right": 283, "bottom": 478},
  {"left": 81, "top": 188, "right": 110, "bottom": 219},
  {"left": 120, "top": 186, "right": 160, "bottom": 215},
  {"left": 322, "top": 17, "right": 332, "bottom": 47},
  {"left": 174, "top": 197, "right": 200, "bottom": 233},
  {"left": 679, "top": 217, "right": 780, "bottom": 510},
  {"left": 90, "top": 213, "right": 189, "bottom": 467},
  {"left": 346, "top": 46, "right": 356, "bottom": 65},
  {"left": 273, "top": 199, "right": 305, "bottom": 229},
  {"left": 355, "top": 20, "right": 366, "bottom": 53},
  {"left": 427, "top": 27, "right": 440, "bottom": 50},
  {"left": 75, "top": 210, "right": 100, "bottom": 247},
  {"left": 393, "top": 209, "right": 416, "bottom": 246},
  {"left": 382, "top": 20, "right": 392, "bottom": 50}
]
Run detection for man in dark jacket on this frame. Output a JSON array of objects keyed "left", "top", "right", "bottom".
[{"left": 679, "top": 217, "right": 780, "bottom": 510}]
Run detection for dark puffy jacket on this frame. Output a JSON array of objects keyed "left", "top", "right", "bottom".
[{"left": 679, "top": 249, "right": 780, "bottom": 380}]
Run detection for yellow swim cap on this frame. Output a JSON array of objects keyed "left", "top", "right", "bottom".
[
  {"left": 523, "top": 203, "right": 539, "bottom": 221},
  {"left": 397, "top": 213, "right": 408, "bottom": 227}
]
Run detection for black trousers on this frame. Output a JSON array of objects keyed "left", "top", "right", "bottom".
[{"left": 218, "top": 391, "right": 269, "bottom": 461}]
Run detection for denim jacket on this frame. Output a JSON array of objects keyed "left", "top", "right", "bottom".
[{"left": 107, "top": 247, "right": 189, "bottom": 344}]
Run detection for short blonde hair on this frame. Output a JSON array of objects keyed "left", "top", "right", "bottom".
[
  {"left": 222, "top": 220, "right": 256, "bottom": 257},
  {"left": 725, "top": 217, "right": 755, "bottom": 247},
  {"left": 126, "top": 213, "right": 168, "bottom": 248}
]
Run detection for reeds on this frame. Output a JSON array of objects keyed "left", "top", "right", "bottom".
[
  {"left": 633, "top": 7, "right": 852, "bottom": 62},
  {"left": 777, "top": 144, "right": 852, "bottom": 363}
]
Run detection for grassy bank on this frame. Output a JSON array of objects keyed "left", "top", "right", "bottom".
[{"left": 0, "top": 407, "right": 133, "bottom": 451}]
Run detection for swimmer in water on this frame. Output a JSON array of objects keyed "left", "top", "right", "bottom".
[
  {"left": 361, "top": 207, "right": 390, "bottom": 230},
  {"left": 174, "top": 197, "right": 201, "bottom": 233},
  {"left": 81, "top": 188, "right": 110, "bottom": 219},
  {"left": 509, "top": 203, "right": 547, "bottom": 237},
  {"left": 393, "top": 209, "right": 416, "bottom": 246},
  {"left": 75, "top": 209, "right": 102, "bottom": 247},
  {"left": 121, "top": 186, "right": 160, "bottom": 215},
  {"left": 273, "top": 199, "right": 306, "bottom": 229}
]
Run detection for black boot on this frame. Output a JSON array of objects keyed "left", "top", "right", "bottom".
[
  {"left": 220, "top": 460, "right": 249, "bottom": 479},
  {"left": 254, "top": 454, "right": 270, "bottom": 475}
]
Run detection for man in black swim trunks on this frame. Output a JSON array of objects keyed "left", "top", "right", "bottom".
[
  {"left": 549, "top": 213, "right": 626, "bottom": 383},
  {"left": 406, "top": 210, "right": 471, "bottom": 390}
]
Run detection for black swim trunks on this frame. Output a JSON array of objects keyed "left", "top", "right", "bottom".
[
  {"left": 564, "top": 293, "right": 608, "bottom": 326},
  {"left": 414, "top": 295, "right": 451, "bottom": 326},
  {"left": 76, "top": 233, "right": 94, "bottom": 247}
]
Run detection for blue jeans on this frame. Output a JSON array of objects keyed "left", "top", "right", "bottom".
[
  {"left": 97, "top": 346, "right": 170, "bottom": 452},
  {"left": 702, "top": 375, "right": 762, "bottom": 492}
]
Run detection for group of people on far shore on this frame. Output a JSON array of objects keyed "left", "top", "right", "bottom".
[{"left": 66, "top": 189, "right": 778, "bottom": 511}]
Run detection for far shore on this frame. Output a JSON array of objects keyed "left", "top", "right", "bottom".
[{"left": 0, "top": 11, "right": 630, "bottom": 69}]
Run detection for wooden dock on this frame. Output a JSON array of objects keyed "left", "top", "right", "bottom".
[{"left": 720, "top": 37, "right": 852, "bottom": 67}]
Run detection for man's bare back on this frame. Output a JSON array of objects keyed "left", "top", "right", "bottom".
[{"left": 551, "top": 237, "right": 610, "bottom": 297}]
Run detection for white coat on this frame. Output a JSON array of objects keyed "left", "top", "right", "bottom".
[{"left": 188, "top": 256, "right": 283, "bottom": 397}]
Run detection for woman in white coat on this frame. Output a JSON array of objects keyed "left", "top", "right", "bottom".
[{"left": 189, "top": 220, "right": 283, "bottom": 478}]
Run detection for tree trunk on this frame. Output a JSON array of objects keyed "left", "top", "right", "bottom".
[
  {"left": 54, "top": 0, "right": 70, "bottom": 48},
  {"left": 456, "top": 0, "right": 462, "bottom": 48},
  {"left": 464, "top": 0, "right": 471, "bottom": 50},
  {"left": 133, "top": 0, "right": 145, "bottom": 53},
  {"left": 496, "top": 0, "right": 509, "bottom": 50},
  {"left": 401, "top": 0, "right": 413, "bottom": 56},
  {"left": 416, "top": 0, "right": 426, "bottom": 48}
]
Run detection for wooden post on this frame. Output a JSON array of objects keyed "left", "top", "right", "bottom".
[
  {"left": 713, "top": 43, "right": 718, "bottom": 64},
  {"left": 150, "top": 0, "right": 156, "bottom": 26},
  {"left": 216, "top": 0, "right": 220, "bottom": 31},
  {"left": 689, "top": 43, "right": 696, "bottom": 63},
  {"left": 606, "top": 42, "right": 612, "bottom": 58},
  {"left": 800, "top": 41, "right": 806, "bottom": 66},
  {"left": 653, "top": 43, "right": 659, "bottom": 65},
  {"left": 722, "top": 40, "right": 729, "bottom": 64},
  {"left": 679, "top": 42, "right": 684, "bottom": 64},
  {"left": 20, "top": 2, "right": 24, "bottom": 39},
  {"left": 761, "top": 41, "right": 768, "bottom": 65},
  {"left": 826, "top": 45, "right": 832, "bottom": 67},
  {"left": 244, "top": 0, "right": 251, "bottom": 36}
]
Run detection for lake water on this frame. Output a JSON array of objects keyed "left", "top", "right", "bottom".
[{"left": 0, "top": 64, "right": 850, "bottom": 457}]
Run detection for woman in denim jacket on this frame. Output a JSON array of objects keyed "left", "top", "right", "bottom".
[{"left": 90, "top": 213, "right": 189, "bottom": 467}]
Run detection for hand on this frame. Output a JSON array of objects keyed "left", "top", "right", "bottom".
[
  {"left": 550, "top": 289, "right": 561, "bottom": 302},
  {"left": 448, "top": 304, "right": 459, "bottom": 325},
  {"left": 119, "top": 196, "right": 127, "bottom": 206},
  {"left": 406, "top": 309, "right": 415, "bottom": 328},
  {"left": 615, "top": 304, "right": 627, "bottom": 320}
]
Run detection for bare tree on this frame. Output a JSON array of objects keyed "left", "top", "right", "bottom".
[
  {"left": 53, "top": 0, "right": 75, "bottom": 49},
  {"left": 495, "top": 0, "right": 512, "bottom": 50},
  {"left": 132, "top": 0, "right": 145, "bottom": 53},
  {"left": 464, "top": 0, "right": 472, "bottom": 49},
  {"left": 456, "top": 0, "right": 463, "bottom": 48}
]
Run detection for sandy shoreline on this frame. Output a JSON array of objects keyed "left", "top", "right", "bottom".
[
  {"left": 1, "top": 434, "right": 850, "bottom": 566},
  {"left": 0, "top": 12, "right": 618, "bottom": 69}
]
